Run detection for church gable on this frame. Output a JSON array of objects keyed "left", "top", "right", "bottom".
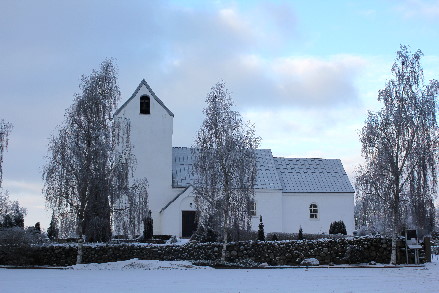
[{"left": 114, "top": 79, "right": 174, "bottom": 117}]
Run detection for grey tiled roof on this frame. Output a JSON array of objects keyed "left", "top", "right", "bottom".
[
  {"left": 172, "top": 147, "right": 354, "bottom": 193},
  {"left": 172, "top": 147, "right": 198, "bottom": 187},
  {"left": 253, "top": 149, "right": 283, "bottom": 190},
  {"left": 274, "top": 157, "right": 354, "bottom": 193},
  {"left": 172, "top": 148, "right": 283, "bottom": 189}
]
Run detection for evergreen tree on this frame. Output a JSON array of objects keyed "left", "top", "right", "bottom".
[
  {"left": 298, "top": 226, "right": 304, "bottom": 240},
  {"left": 339, "top": 221, "right": 347, "bottom": 235},
  {"left": 329, "top": 221, "right": 335, "bottom": 234},
  {"left": 47, "top": 213, "right": 59, "bottom": 241},
  {"left": 329, "top": 220, "right": 347, "bottom": 235},
  {"left": 143, "top": 210, "right": 153, "bottom": 240},
  {"left": 34, "top": 222, "right": 41, "bottom": 232},
  {"left": 257, "top": 215, "right": 265, "bottom": 241}
]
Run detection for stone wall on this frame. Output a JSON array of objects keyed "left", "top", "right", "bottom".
[{"left": 0, "top": 237, "right": 417, "bottom": 267}]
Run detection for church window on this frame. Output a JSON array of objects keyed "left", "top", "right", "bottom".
[
  {"left": 309, "top": 203, "right": 318, "bottom": 219},
  {"left": 250, "top": 201, "right": 257, "bottom": 217},
  {"left": 140, "top": 96, "right": 150, "bottom": 114}
]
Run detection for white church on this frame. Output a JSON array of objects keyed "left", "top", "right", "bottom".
[{"left": 115, "top": 80, "right": 355, "bottom": 238}]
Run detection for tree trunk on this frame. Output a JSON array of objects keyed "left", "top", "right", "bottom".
[
  {"left": 390, "top": 188, "right": 400, "bottom": 265},
  {"left": 221, "top": 229, "right": 227, "bottom": 262},
  {"left": 221, "top": 210, "right": 228, "bottom": 262},
  {"left": 77, "top": 235, "right": 84, "bottom": 264},
  {"left": 76, "top": 219, "right": 84, "bottom": 265},
  {"left": 390, "top": 226, "right": 398, "bottom": 265}
]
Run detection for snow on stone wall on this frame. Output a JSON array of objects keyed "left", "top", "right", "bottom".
[{"left": 0, "top": 237, "right": 415, "bottom": 267}]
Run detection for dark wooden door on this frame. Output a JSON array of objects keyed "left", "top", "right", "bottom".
[{"left": 182, "top": 211, "right": 197, "bottom": 238}]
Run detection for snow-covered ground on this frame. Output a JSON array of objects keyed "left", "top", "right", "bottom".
[{"left": 1, "top": 257, "right": 438, "bottom": 293}]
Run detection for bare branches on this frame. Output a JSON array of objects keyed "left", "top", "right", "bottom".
[
  {"left": 0, "top": 120, "right": 12, "bottom": 188},
  {"left": 42, "top": 59, "right": 148, "bottom": 242},
  {"left": 193, "top": 82, "right": 260, "bottom": 259},
  {"left": 356, "top": 46, "right": 439, "bottom": 264},
  {"left": 112, "top": 178, "right": 148, "bottom": 238}
]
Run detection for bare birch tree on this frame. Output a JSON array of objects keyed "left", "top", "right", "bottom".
[
  {"left": 193, "top": 81, "right": 260, "bottom": 261},
  {"left": 0, "top": 190, "right": 27, "bottom": 228},
  {"left": 0, "top": 120, "right": 12, "bottom": 188},
  {"left": 356, "top": 46, "right": 439, "bottom": 264},
  {"left": 112, "top": 178, "right": 149, "bottom": 238},
  {"left": 0, "top": 120, "right": 24, "bottom": 229},
  {"left": 43, "top": 60, "right": 148, "bottom": 246}
]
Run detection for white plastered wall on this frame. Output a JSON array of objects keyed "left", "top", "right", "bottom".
[
  {"left": 250, "top": 189, "right": 283, "bottom": 233},
  {"left": 281, "top": 192, "right": 355, "bottom": 235},
  {"left": 160, "top": 186, "right": 196, "bottom": 237},
  {"left": 115, "top": 84, "right": 174, "bottom": 235}
]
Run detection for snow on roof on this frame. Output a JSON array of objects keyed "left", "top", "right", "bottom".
[
  {"left": 172, "top": 147, "right": 354, "bottom": 193},
  {"left": 274, "top": 157, "right": 354, "bottom": 193},
  {"left": 253, "top": 149, "right": 283, "bottom": 190},
  {"left": 172, "top": 148, "right": 282, "bottom": 190},
  {"left": 172, "top": 147, "right": 198, "bottom": 188}
]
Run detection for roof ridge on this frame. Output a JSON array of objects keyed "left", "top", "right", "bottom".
[{"left": 114, "top": 79, "right": 174, "bottom": 117}]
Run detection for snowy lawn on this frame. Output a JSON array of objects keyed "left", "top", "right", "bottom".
[{"left": 1, "top": 258, "right": 438, "bottom": 293}]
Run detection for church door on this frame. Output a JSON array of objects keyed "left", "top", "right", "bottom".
[{"left": 182, "top": 211, "right": 197, "bottom": 238}]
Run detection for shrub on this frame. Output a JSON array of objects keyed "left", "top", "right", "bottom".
[
  {"left": 329, "top": 220, "right": 347, "bottom": 235},
  {"left": 191, "top": 226, "right": 218, "bottom": 243},
  {"left": 265, "top": 232, "right": 348, "bottom": 241},
  {"left": 34, "top": 222, "right": 41, "bottom": 232},
  {"left": 229, "top": 229, "right": 257, "bottom": 242},
  {"left": 0, "top": 227, "right": 46, "bottom": 246},
  {"left": 151, "top": 235, "right": 173, "bottom": 241}
]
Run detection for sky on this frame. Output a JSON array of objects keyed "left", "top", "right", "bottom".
[{"left": 1, "top": 0, "right": 439, "bottom": 229}]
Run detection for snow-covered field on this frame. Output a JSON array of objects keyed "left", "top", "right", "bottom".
[{"left": 1, "top": 258, "right": 438, "bottom": 293}]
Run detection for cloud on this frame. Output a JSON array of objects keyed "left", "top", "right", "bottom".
[
  {"left": 396, "top": 0, "right": 439, "bottom": 19},
  {"left": 0, "top": 0, "right": 367, "bottom": 151},
  {"left": 2, "top": 180, "right": 42, "bottom": 194},
  {"left": 0, "top": 0, "right": 386, "bottom": 225},
  {"left": 270, "top": 55, "right": 366, "bottom": 107},
  {"left": 2, "top": 179, "right": 48, "bottom": 228},
  {"left": 242, "top": 106, "right": 365, "bottom": 183}
]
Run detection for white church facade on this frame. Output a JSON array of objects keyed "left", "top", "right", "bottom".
[{"left": 115, "top": 80, "right": 355, "bottom": 238}]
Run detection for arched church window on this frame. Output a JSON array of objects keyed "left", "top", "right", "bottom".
[
  {"left": 250, "top": 201, "right": 257, "bottom": 217},
  {"left": 309, "top": 203, "right": 318, "bottom": 219},
  {"left": 140, "top": 96, "right": 150, "bottom": 114}
]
